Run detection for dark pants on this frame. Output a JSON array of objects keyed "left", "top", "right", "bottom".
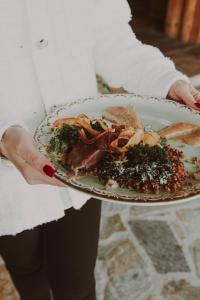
[{"left": 0, "top": 198, "right": 101, "bottom": 300}]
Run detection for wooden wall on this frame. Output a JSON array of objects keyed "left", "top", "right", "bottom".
[
  {"left": 165, "top": 0, "right": 200, "bottom": 44},
  {"left": 128, "top": 0, "right": 200, "bottom": 45}
]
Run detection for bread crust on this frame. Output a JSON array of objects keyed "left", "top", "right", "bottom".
[
  {"left": 159, "top": 122, "right": 198, "bottom": 138},
  {"left": 173, "top": 127, "right": 200, "bottom": 145},
  {"left": 142, "top": 132, "right": 160, "bottom": 146},
  {"left": 102, "top": 105, "right": 144, "bottom": 129}
]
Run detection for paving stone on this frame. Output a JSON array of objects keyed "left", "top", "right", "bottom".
[
  {"left": 145, "top": 296, "right": 156, "bottom": 300},
  {"left": 176, "top": 207, "right": 200, "bottom": 235},
  {"left": 170, "top": 221, "right": 186, "bottom": 241},
  {"left": 101, "top": 202, "right": 127, "bottom": 215},
  {"left": 162, "top": 280, "right": 200, "bottom": 300},
  {"left": 100, "top": 214, "right": 126, "bottom": 240},
  {"left": 130, "top": 202, "right": 200, "bottom": 219},
  {"left": 0, "top": 265, "right": 19, "bottom": 300},
  {"left": 145, "top": 296, "right": 160, "bottom": 300},
  {"left": 95, "top": 260, "right": 108, "bottom": 300},
  {"left": 130, "top": 220, "right": 190, "bottom": 273},
  {"left": 130, "top": 206, "right": 172, "bottom": 218},
  {"left": 98, "top": 239, "right": 144, "bottom": 275},
  {"left": 104, "top": 268, "right": 152, "bottom": 300},
  {"left": 176, "top": 207, "right": 200, "bottom": 222},
  {"left": 190, "top": 239, "right": 200, "bottom": 279},
  {"left": 104, "top": 282, "right": 120, "bottom": 300},
  {"left": 98, "top": 239, "right": 152, "bottom": 300}
]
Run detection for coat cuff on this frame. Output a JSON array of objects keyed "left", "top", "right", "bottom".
[
  {"left": 67, "top": 187, "right": 90, "bottom": 209},
  {"left": 160, "top": 71, "right": 190, "bottom": 98},
  {"left": 0, "top": 121, "right": 29, "bottom": 142},
  {"left": 0, "top": 120, "right": 29, "bottom": 167}
]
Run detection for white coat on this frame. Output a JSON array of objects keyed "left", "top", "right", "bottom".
[{"left": 0, "top": 0, "right": 188, "bottom": 236}]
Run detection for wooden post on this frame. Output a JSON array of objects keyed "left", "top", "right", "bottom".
[
  {"left": 181, "top": 0, "right": 198, "bottom": 43},
  {"left": 196, "top": 28, "right": 200, "bottom": 45},
  {"left": 189, "top": 0, "right": 200, "bottom": 44},
  {"left": 165, "top": 0, "right": 185, "bottom": 38}
]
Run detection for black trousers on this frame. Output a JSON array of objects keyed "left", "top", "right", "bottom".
[{"left": 0, "top": 198, "right": 101, "bottom": 300}]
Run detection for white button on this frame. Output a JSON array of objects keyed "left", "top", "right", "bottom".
[{"left": 36, "top": 38, "right": 48, "bottom": 49}]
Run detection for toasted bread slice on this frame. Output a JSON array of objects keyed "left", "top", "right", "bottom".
[
  {"left": 159, "top": 122, "right": 198, "bottom": 139},
  {"left": 173, "top": 127, "right": 200, "bottom": 146},
  {"left": 102, "top": 105, "right": 144, "bottom": 129},
  {"left": 142, "top": 132, "right": 160, "bottom": 146}
]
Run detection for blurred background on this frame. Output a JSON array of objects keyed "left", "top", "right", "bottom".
[{"left": 128, "top": 0, "right": 200, "bottom": 80}]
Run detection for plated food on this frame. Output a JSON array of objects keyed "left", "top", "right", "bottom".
[
  {"left": 34, "top": 94, "right": 200, "bottom": 205},
  {"left": 47, "top": 106, "right": 190, "bottom": 194}
]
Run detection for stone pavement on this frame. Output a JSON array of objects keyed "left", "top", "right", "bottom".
[{"left": 96, "top": 199, "right": 200, "bottom": 300}]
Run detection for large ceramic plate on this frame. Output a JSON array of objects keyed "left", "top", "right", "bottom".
[{"left": 34, "top": 93, "right": 200, "bottom": 206}]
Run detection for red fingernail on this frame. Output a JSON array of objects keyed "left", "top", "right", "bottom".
[
  {"left": 195, "top": 102, "right": 200, "bottom": 109},
  {"left": 43, "top": 165, "right": 56, "bottom": 177}
]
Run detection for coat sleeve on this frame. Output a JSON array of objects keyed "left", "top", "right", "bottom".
[
  {"left": 0, "top": 113, "right": 29, "bottom": 168},
  {"left": 0, "top": 116, "right": 28, "bottom": 142},
  {"left": 93, "top": 0, "right": 189, "bottom": 98},
  {"left": 0, "top": 59, "right": 29, "bottom": 142}
]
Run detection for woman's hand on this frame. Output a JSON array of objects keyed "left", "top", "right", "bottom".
[
  {"left": 168, "top": 80, "right": 200, "bottom": 110},
  {"left": 0, "top": 127, "right": 66, "bottom": 187}
]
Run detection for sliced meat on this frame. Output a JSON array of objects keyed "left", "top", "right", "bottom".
[
  {"left": 66, "top": 143, "right": 105, "bottom": 171},
  {"left": 83, "top": 149, "right": 105, "bottom": 169},
  {"left": 102, "top": 105, "right": 144, "bottom": 129}
]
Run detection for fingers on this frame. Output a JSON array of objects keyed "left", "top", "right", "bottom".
[
  {"left": 191, "top": 87, "right": 200, "bottom": 103},
  {"left": 178, "top": 88, "right": 198, "bottom": 109},
  {"left": 195, "top": 94, "right": 200, "bottom": 102},
  {"left": 2, "top": 127, "right": 66, "bottom": 187},
  {"left": 168, "top": 81, "right": 200, "bottom": 110},
  {"left": 20, "top": 146, "right": 56, "bottom": 177},
  {"left": 22, "top": 164, "right": 66, "bottom": 187},
  {"left": 2, "top": 127, "right": 56, "bottom": 177},
  {"left": 15, "top": 137, "right": 56, "bottom": 177},
  {"left": 7, "top": 152, "right": 66, "bottom": 187}
]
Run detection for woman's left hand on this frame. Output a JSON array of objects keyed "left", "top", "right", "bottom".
[{"left": 168, "top": 80, "right": 200, "bottom": 110}]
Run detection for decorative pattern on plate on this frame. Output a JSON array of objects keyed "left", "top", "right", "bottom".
[{"left": 34, "top": 93, "right": 200, "bottom": 206}]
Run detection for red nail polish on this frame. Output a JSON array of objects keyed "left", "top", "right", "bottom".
[
  {"left": 43, "top": 165, "right": 56, "bottom": 177},
  {"left": 195, "top": 102, "right": 200, "bottom": 109}
]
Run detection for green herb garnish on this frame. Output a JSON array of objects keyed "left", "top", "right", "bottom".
[
  {"left": 160, "top": 137, "right": 167, "bottom": 146},
  {"left": 90, "top": 120, "right": 105, "bottom": 132},
  {"left": 96, "top": 144, "right": 172, "bottom": 185},
  {"left": 47, "top": 124, "right": 79, "bottom": 161}
]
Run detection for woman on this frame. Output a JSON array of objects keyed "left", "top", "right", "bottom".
[{"left": 0, "top": 0, "right": 200, "bottom": 299}]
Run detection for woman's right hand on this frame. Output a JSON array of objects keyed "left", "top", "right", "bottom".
[{"left": 0, "top": 127, "right": 66, "bottom": 187}]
